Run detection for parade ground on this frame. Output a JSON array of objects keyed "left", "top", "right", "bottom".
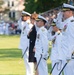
[{"left": 0, "top": 35, "right": 51, "bottom": 75}]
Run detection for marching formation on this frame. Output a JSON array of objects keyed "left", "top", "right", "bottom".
[{"left": 18, "top": 3, "right": 74, "bottom": 75}]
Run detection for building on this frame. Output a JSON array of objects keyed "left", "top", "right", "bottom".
[{"left": 1, "top": 0, "right": 25, "bottom": 22}]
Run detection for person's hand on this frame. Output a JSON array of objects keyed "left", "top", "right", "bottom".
[
  {"left": 56, "top": 60, "right": 62, "bottom": 64},
  {"left": 42, "top": 53, "right": 49, "bottom": 60},
  {"left": 51, "top": 15, "right": 56, "bottom": 19},
  {"left": 28, "top": 29, "right": 32, "bottom": 36},
  {"left": 29, "top": 29, "right": 32, "bottom": 33},
  {"left": 33, "top": 47, "right": 36, "bottom": 52},
  {"left": 56, "top": 60, "right": 62, "bottom": 70},
  {"left": 66, "top": 53, "right": 72, "bottom": 61}
]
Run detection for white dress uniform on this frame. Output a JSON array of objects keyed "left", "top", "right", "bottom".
[
  {"left": 19, "top": 20, "right": 34, "bottom": 75},
  {"left": 0, "top": 23, "right": 3, "bottom": 34},
  {"left": 2, "top": 22, "right": 6, "bottom": 34},
  {"left": 35, "top": 26, "right": 49, "bottom": 75},
  {"left": 0, "top": 21, "right": 5, "bottom": 35},
  {"left": 5, "top": 23, "right": 10, "bottom": 35},
  {"left": 48, "top": 27, "right": 60, "bottom": 41},
  {"left": 25, "top": 19, "right": 34, "bottom": 75},
  {"left": 53, "top": 12, "right": 64, "bottom": 29},
  {"left": 54, "top": 3, "right": 74, "bottom": 75},
  {"left": 17, "top": 18, "right": 22, "bottom": 31},
  {"left": 61, "top": 16, "right": 74, "bottom": 75},
  {"left": 49, "top": 31, "right": 64, "bottom": 75},
  {"left": 19, "top": 21, "right": 29, "bottom": 50}
]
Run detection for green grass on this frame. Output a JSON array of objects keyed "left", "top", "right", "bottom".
[{"left": 0, "top": 35, "right": 51, "bottom": 75}]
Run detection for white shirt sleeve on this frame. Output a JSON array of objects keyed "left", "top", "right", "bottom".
[{"left": 40, "top": 30, "right": 49, "bottom": 55}]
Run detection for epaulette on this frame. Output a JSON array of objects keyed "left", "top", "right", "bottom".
[{"left": 71, "top": 20, "right": 74, "bottom": 22}]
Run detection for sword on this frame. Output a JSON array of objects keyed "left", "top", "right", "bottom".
[
  {"left": 50, "top": 63, "right": 56, "bottom": 75},
  {"left": 58, "top": 60, "right": 70, "bottom": 75},
  {"left": 21, "top": 47, "right": 28, "bottom": 58},
  {"left": 35, "top": 54, "right": 42, "bottom": 71}
]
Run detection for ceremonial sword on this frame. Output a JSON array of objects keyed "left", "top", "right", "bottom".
[
  {"left": 50, "top": 63, "right": 57, "bottom": 75},
  {"left": 21, "top": 47, "right": 28, "bottom": 58},
  {"left": 58, "top": 60, "right": 70, "bottom": 75},
  {"left": 35, "top": 54, "right": 43, "bottom": 71}
]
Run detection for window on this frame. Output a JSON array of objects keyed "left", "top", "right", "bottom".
[
  {"left": 13, "top": 12, "right": 15, "bottom": 18},
  {"left": 9, "top": 12, "right": 11, "bottom": 18},
  {"left": 8, "top": 1, "right": 14, "bottom": 7},
  {"left": 12, "top": 1, "right": 14, "bottom": 6},
  {"left": 8, "top": 1, "right": 10, "bottom": 7},
  {"left": 9, "top": 11, "right": 15, "bottom": 18}
]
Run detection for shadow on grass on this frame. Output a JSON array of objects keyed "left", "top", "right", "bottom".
[
  {"left": 0, "top": 48, "right": 22, "bottom": 60},
  {"left": 0, "top": 35, "right": 20, "bottom": 38}
]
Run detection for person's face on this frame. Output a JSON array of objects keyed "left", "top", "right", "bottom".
[
  {"left": 36, "top": 21, "right": 39, "bottom": 27},
  {"left": 22, "top": 16, "right": 27, "bottom": 21},
  {"left": 63, "top": 10, "right": 72, "bottom": 19},
  {"left": 30, "top": 18, "right": 35, "bottom": 25},
  {"left": 36, "top": 20, "right": 44, "bottom": 27},
  {"left": 26, "top": 16, "right": 30, "bottom": 20},
  {"left": 52, "top": 26, "right": 59, "bottom": 32}
]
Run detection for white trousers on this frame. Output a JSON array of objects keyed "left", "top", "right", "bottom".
[
  {"left": 63, "top": 59, "right": 74, "bottom": 75},
  {"left": 51, "top": 61, "right": 63, "bottom": 75},
  {"left": 5, "top": 29, "right": 9, "bottom": 35},
  {"left": 36, "top": 55, "right": 48, "bottom": 75},
  {"left": 22, "top": 49, "right": 34, "bottom": 75},
  {"left": 52, "top": 60, "right": 74, "bottom": 75}
]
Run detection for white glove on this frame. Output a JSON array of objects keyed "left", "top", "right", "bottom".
[
  {"left": 56, "top": 60, "right": 62, "bottom": 70},
  {"left": 42, "top": 53, "right": 49, "bottom": 60},
  {"left": 56, "top": 60, "right": 62, "bottom": 64},
  {"left": 66, "top": 53, "right": 72, "bottom": 61}
]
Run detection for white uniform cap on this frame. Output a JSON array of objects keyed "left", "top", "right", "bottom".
[
  {"left": 36, "top": 15, "right": 48, "bottom": 23},
  {"left": 22, "top": 11, "right": 31, "bottom": 16},
  {"left": 62, "top": 3, "right": 74, "bottom": 11}
]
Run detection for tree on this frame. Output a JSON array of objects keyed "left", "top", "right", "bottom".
[
  {"left": 24, "top": 0, "right": 68, "bottom": 13},
  {"left": 0, "top": 0, "right": 4, "bottom": 5},
  {"left": 0, "top": 0, "right": 4, "bottom": 12},
  {"left": 24, "top": 0, "right": 38, "bottom": 13}
]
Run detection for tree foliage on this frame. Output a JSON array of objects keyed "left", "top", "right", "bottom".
[
  {"left": 24, "top": 0, "right": 68, "bottom": 13},
  {"left": 0, "top": 0, "right": 4, "bottom": 5}
]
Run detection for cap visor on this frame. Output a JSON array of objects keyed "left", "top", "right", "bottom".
[
  {"left": 36, "top": 18, "right": 41, "bottom": 21},
  {"left": 51, "top": 23, "right": 56, "bottom": 26},
  {"left": 62, "top": 8, "right": 70, "bottom": 11}
]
